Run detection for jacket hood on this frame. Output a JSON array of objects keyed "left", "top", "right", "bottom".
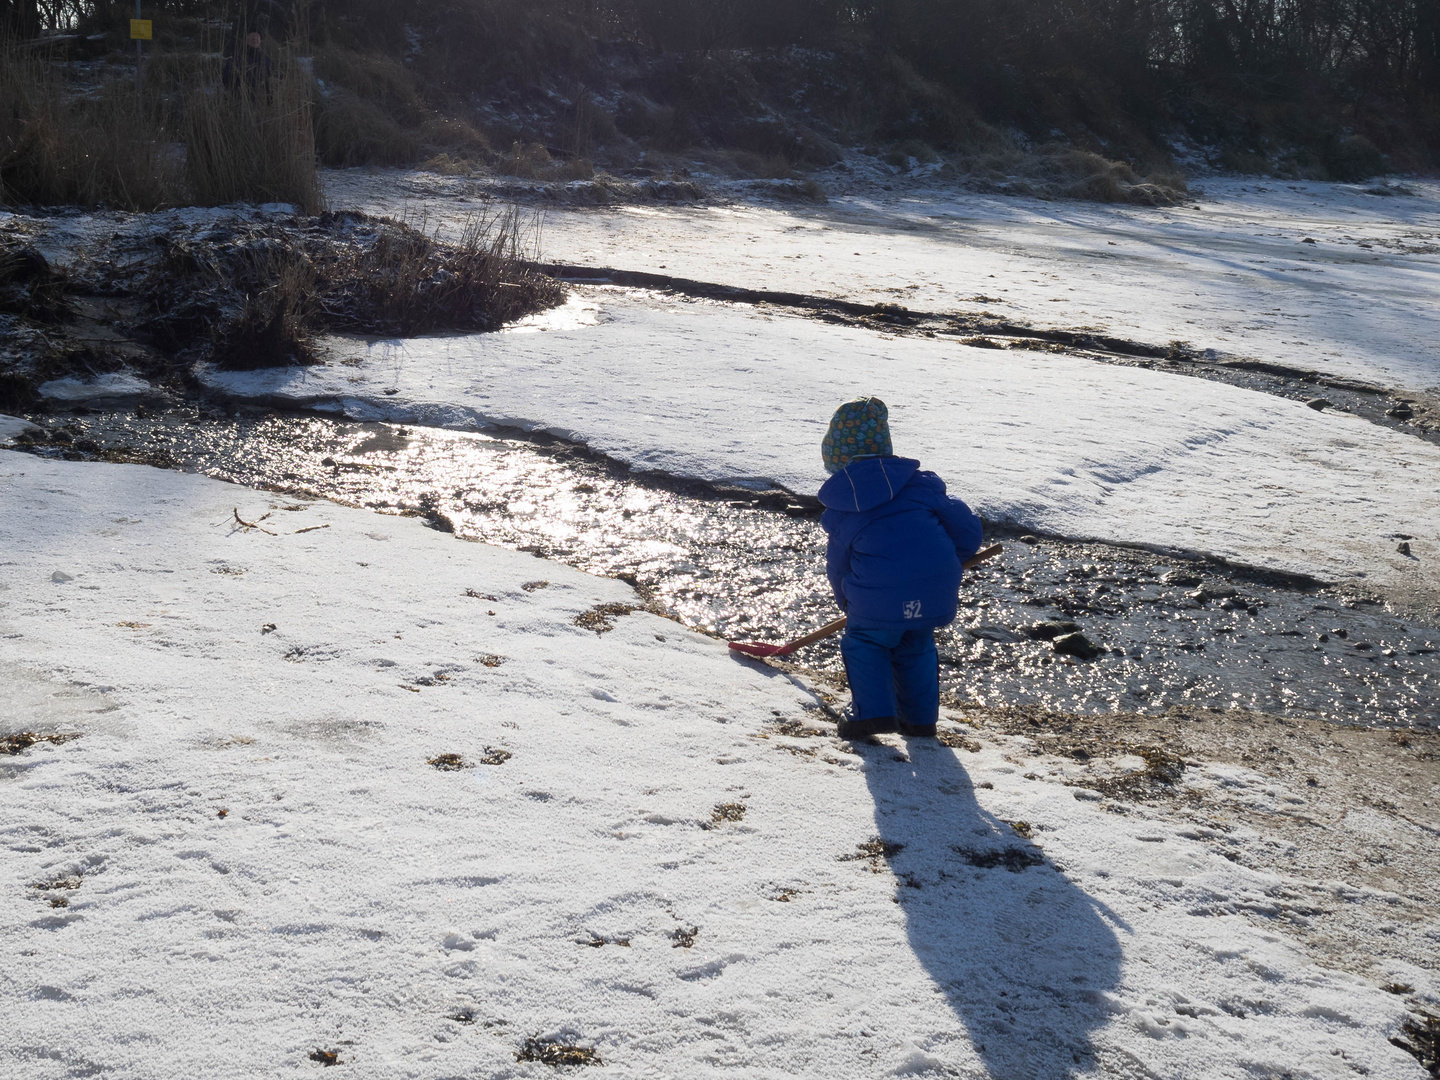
[{"left": 817, "top": 456, "right": 920, "bottom": 512}]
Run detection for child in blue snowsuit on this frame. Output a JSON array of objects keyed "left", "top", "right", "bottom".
[{"left": 818, "top": 397, "right": 983, "bottom": 740}]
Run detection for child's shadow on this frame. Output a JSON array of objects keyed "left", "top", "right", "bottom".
[{"left": 854, "top": 738, "right": 1127, "bottom": 1079}]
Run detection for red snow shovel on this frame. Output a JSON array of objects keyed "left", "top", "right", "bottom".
[{"left": 728, "top": 543, "right": 1006, "bottom": 658}]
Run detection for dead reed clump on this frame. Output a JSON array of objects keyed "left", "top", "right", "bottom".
[
  {"left": 133, "top": 210, "right": 564, "bottom": 369},
  {"left": 419, "top": 115, "right": 491, "bottom": 164},
  {"left": 316, "top": 210, "right": 562, "bottom": 335},
  {"left": 182, "top": 56, "right": 324, "bottom": 213},
  {"left": 1391, "top": 1011, "right": 1439, "bottom": 1076},
  {"left": 0, "top": 42, "right": 185, "bottom": 210},
  {"left": 2, "top": 37, "right": 320, "bottom": 213}
]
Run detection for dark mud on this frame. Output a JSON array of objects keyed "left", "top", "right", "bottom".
[{"left": 9, "top": 406, "right": 1439, "bottom": 730}]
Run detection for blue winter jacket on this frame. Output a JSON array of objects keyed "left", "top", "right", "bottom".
[{"left": 819, "top": 457, "right": 983, "bottom": 631}]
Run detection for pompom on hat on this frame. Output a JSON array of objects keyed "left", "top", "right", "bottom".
[{"left": 821, "top": 396, "right": 893, "bottom": 474}]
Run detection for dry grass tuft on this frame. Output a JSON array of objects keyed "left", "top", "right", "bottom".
[
  {"left": 496, "top": 141, "right": 594, "bottom": 181},
  {"left": 958, "top": 142, "right": 1188, "bottom": 206},
  {"left": 936, "top": 729, "right": 981, "bottom": 752},
  {"left": 515, "top": 1038, "right": 601, "bottom": 1066},
  {"left": 3, "top": 731, "right": 81, "bottom": 755},
  {"left": 953, "top": 844, "right": 1045, "bottom": 872},
  {"left": 574, "top": 602, "right": 637, "bottom": 634},
  {"left": 709, "top": 801, "right": 747, "bottom": 826},
  {"left": 840, "top": 837, "right": 904, "bottom": 872},
  {"left": 428, "top": 753, "right": 471, "bottom": 771}
]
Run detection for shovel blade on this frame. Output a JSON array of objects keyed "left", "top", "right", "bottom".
[{"left": 728, "top": 640, "right": 789, "bottom": 658}]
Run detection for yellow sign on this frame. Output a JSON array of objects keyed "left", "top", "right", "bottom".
[{"left": 130, "top": 19, "right": 152, "bottom": 40}]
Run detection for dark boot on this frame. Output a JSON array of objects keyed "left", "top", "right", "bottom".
[
  {"left": 898, "top": 721, "right": 937, "bottom": 738},
  {"left": 836, "top": 715, "right": 899, "bottom": 740}
]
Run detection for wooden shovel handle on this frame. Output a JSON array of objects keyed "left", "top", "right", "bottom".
[
  {"left": 780, "top": 543, "right": 1005, "bottom": 653},
  {"left": 963, "top": 543, "right": 1005, "bottom": 570},
  {"left": 776, "top": 616, "right": 850, "bottom": 655}
]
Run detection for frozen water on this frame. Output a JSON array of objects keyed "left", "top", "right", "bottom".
[
  {"left": 326, "top": 171, "right": 1440, "bottom": 395},
  {"left": 204, "top": 290, "right": 1440, "bottom": 614}
]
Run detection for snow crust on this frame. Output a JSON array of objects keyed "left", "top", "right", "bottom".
[
  {"left": 0, "top": 413, "right": 42, "bottom": 442},
  {"left": 38, "top": 372, "right": 154, "bottom": 403},
  {"left": 1, "top": 452, "right": 1425, "bottom": 1078},
  {"left": 203, "top": 293, "right": 1440, "bottom": 602},
  {"left": 325, "top": 171, "right": 1440, "bottom": 396}
]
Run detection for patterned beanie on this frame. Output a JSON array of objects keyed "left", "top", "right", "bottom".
[{"left": 821, "top": 396, "right": 893, "bottom": 474}]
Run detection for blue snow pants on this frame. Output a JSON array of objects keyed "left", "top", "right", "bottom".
[{"left": 839, "top": 624, "right": 940, "bottom": 727}]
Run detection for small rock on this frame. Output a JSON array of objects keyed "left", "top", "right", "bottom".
[
  {"left": 969, "top": 624, "right": 1021, "bottom": 643},
  {"left": 50, "top": 571, "right": 73, "bottom": 583},
  {"left": 1305, "top": 398, "right": 1331, "bottom": 411},
  {"left": 1052, "top": 632, "right": 1103, "bottom": 660},
  {"left": 1387, "top": 405, "right": 1414, "bottom": 420},
  {"left": 1397, "top": 541, "right": 1412, "bottom": 556},
  {"left": 1301, "top": 237, "right": 1317, "bottom": 244},
  {"left": 1160, "top": 570, "right": 1202, "bottom": 587},
  {"left": 1023, "top": 620, "right": 1080, "bottom": 641},
  {"left": 1018, "top": 535, "right": 1040, "bottom": 545}
]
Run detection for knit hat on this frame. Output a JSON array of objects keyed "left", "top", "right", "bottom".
[{"left": 821, "top": 396, "right": 893, "bottom": 474}]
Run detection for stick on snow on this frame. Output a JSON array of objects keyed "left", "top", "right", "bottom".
[{"left": 728, "top": 544, "right": 1005, "bottom": 658}]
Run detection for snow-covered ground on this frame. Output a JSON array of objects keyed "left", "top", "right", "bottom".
[
  {"left": 202, "top": 291, "right": 1440, "bottom": 614},
  {"left": 2, "top": 452, "right": 1431, "bottom": 1079},
  {"left": 324, "top": 171, "right": 1440, "bottom": 396}
]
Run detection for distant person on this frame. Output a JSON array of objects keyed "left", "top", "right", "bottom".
[
  {"left": 222, "top": 29, "right": 272, "bottom": 99},
  {"left": 817, "top": 397, "right": 983, "bottom": 740}
]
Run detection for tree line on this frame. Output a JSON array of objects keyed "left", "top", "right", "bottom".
[{"left": 6, "top": 1, "right": 1437, "bottom": 163}]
